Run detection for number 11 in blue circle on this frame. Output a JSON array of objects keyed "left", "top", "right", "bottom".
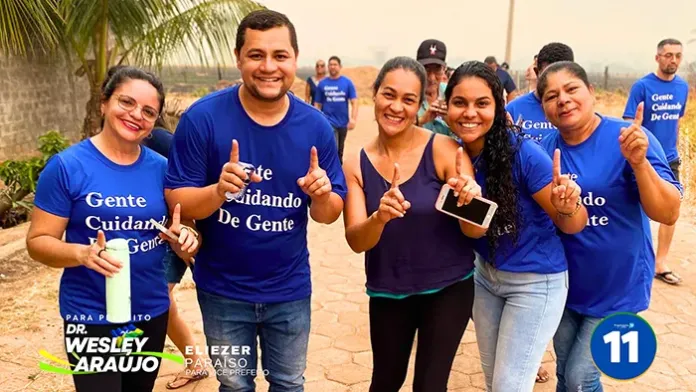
[{"left": 590, "top": 313, "right": 657, "bottom": 380}]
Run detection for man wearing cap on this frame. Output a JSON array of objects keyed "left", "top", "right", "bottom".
[
  {"left": 416, "top": 39, "right": 455, "bottom": 138},
  {"left": 485, "top": 56, "right": 519, "bottom": 103}
]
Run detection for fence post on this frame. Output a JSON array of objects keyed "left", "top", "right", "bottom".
[{"left": 604, "top": 66, "right": 609, "bottom": 90}]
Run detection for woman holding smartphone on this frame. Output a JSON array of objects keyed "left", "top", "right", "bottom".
[
  {"left": 342, "top": 56, "right": 485, "bottom": 392},
  {"left": 444, "top": 61, "right": 587, "bottom": 392},
  {"left": 537, "top": 61, "right": 682, "bottom": 391},
  {"left": 26, "top": 66, "right": 199, "bottom": 392}
]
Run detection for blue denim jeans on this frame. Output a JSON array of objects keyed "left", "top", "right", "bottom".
[
  {"left": 197, "top": 289, "right": 311, "bottom": 392},
  {"left": 473, "top": 257, "right": 568, "bottom": 392},
  {"left": 553, "top": 308, "right": 604, "bottom": 392}
]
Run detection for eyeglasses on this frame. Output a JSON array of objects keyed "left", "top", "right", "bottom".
[{"left": 114, "top": 94, "right": 160, "bottom": 123}]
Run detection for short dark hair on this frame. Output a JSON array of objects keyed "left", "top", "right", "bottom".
[
  {"left": 657, "top": 38, "right": 682, "bottom": 50},
  {"left": 373, "top": 56, "right": 427, "bottom": 104},
  {"left": 484, "top": 56, "right": 497, "bottom": 65},
  {"left": 536, "top": 42, "right": 574, "bottom": 71},
  {"left": 536, "top": 61, "right": 590, "bottom": 99},
  {"left": 328, "top": 56, "right": 341, "bottom": 66},
  {"left": 235, "top": 9, "right": 298, "bottom": 54}
]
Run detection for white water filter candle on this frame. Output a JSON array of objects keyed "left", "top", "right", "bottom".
[{"left": 105, "top": 238, "right": 131, "bottom": 323}]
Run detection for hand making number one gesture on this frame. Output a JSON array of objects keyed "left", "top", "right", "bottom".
[
  {"left": 216, "top": 139, "right": 263, "bottom": 200},
  {"left": 446, "top": 147, "right": 482, "bottom": 207},
  {"left": 159, "top": 203, "right": 200, "bottom": 265},
  {"left": 375, "top": 163, "right": 411, "bottom": 224},
  {"left": 297, "top": 147, "right": 332, "bottom": 201},
  {"left": 619, "top": 102, "right": 649, "bottom": 167},
  {"left": 550, "top": 149, "right": 582, "bottom": 214}
]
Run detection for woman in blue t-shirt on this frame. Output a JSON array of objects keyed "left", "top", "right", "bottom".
[
  {"left": 537, "top": 61, "right": 682, "bottom": 392},
  {"left": 444, "top": 61, "right": 588, "bottom": 392},
  {"left": 26, "top": 66, "right": 200, "bottom": 392}
]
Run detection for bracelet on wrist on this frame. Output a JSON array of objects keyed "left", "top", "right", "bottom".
[{"left": 558, "top": 199, "right": 582, "bottom": 218}]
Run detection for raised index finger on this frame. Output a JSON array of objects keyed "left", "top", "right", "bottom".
[
  {"left": 456, "top": 147, "right": 464, "bottom": 176},
  {"left": 553, "top": 149, "right": 562, "bottom": 184},
  {"left": 391, "top": 163, "right": 400, "bottom": 189},
  {"left": 171, "top": 203, "right": 181, "bottom": 228},
  {"left": 229, "top": 139, "right": 239, "bottom": 163},
  {"left": 634, "top": 102, "right": 644, "bottom": 126},
  {"left": 310, "top": 146, "right": 319, "bottom": 170}
]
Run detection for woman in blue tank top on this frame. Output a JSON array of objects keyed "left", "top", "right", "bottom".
[
  {"left": 444, "top": 61, "right": 588, "bottom": 392},
  {"left": 343, "top": 57, "right": 486, "bottom": 392}
]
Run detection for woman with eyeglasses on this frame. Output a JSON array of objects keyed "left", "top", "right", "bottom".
[{"left": 26, "top": 66, "right": 200, "bottom": 392}]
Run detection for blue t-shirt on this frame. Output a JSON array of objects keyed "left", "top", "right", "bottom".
[
  {"left": 306, "top": 76, "right": 319, "bottom": 105},
  {"left": 165, "top": 85, "right": 348, "bottom": 304},
  {"left": 473, "top": 133, "right": 566, "bottom": 274},
  {"left": 314, "top": 75, "right": 357, "bottom": 128},
  {"left": 141, "top": 127, "right": 173, "bottom": 158},
  {"left": 496, "top": 68, "right": 517, "bottom": 94},
  {"left": 506, "top": 91, "right": 558, "bottom": 142},
  {"left": 34, "top": 140, "right": 170, "bottom": 324},
  {"left": 623, "top": 73, "right": 689, "bottom": 162},
  {"left": 542, "top": 115, "right": 683, "bottom": 318}
]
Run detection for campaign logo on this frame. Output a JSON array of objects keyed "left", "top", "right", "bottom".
[
  {"left": 590, "top": 313, "right": 657, "bottom": 380},
  {"left": 39, "top": 324, "right": 183, "bottom": 375}
]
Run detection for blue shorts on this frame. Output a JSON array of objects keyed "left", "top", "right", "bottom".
[{"left": 163, "top": 247, "right": 192, "bottom": 284}]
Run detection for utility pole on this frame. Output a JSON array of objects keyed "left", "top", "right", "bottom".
[{"left": 505, "top": 0, "right": 515, "bottom": 65}]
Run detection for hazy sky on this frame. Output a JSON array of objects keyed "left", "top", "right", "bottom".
[{"left": 257, "top": 0, "right": 696, "bottom": 73}]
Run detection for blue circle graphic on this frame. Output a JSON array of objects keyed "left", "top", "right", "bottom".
[{"left": 590, "top": 312, "right": 657, "bottom": 380}]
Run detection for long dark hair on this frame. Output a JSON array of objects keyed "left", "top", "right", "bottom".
[{"left": 445, "top": 61, "right": 521, "bottom": 259}]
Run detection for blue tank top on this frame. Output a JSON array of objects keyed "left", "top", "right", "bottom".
[{"left": 360, "top": 134, "right": 476, "bottom": 294}]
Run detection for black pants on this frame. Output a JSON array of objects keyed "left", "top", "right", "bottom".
[
  {"left": 64, "top": 311, "right": 169, "bottom": 392},
  {"left": 333, "top": 126, "right": 348, "bottom": 165},
  {"left": 369, "top": 278, "right": 475, "bottom": 392}
]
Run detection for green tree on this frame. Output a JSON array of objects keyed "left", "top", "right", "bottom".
[{"left": 0, "top": 0, "right": 265, "bottom": 139}]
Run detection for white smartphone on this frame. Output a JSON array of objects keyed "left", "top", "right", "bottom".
[
  {"left": 149, "top": 218, "right": 178, "bottom": 241},
  {"left": 435, "top": 184, "right": 498, "bottom": 229}
]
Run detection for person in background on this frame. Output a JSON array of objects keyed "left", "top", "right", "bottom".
[
  {"left": 526, "top": 55, "right": 538, "bottom": 92},
  {"left": 505, "top": 42, "right": 575, "bottom": 385},
  {"left": 343, "top": 56, "right": 485, "bottom": 392},
  {"left": 305, "top": 59, "right": 326, "bottom": 105},
  {"left": 314, "top": 55, "right": 358, "bottom": 165},
  {"left": 137, "top": 114, "right": 210, "bottom": 388},
  {"left": 164, "top": 10, "right": 347, "bottom": 391},
  {"left": 539, "top": 61, "right": 682, "bottom": 392},
  {"left": 623, "top": 38, "right": 689, "bottom": 286},
  {"left": 501, "top": 62, "right": 510, "bottom": 71},
  {"left": 445, "top": 61, "right": 586, "bottom": 392},
  {"left": 506, "top": 42, "right": 575, "bottom": 143},
  {"left": 485, "top": 56, "right": 519, "bottom": 103},
  {"left": 415, "top": 39, "right": 453, "bottom": 137},
  {"left": 26, "top": 65, "right": 200, "bottom": 392}
]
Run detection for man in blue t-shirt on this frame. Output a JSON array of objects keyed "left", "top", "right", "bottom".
[
  {"left": 485, "top": 56, "right": 519, "bottom": 103},
  {"left": 415, "top": 39, "right": 455, "bottom": 139},
  {"left": 164, "top": 10, "right": 347, "bottom": 391},
  {"left": 314, "top": 55, "right": 358, "bottom": 165},
  {"left": 623, "top": 38, "right": 689, "bottom": 286},
  {"left": 506, "top": 43, "right": 575, "bottom": 142}
]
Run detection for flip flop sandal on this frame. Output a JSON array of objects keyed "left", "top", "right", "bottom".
[
  {"left": 655, "top": 271, "right": 682, "bottom": 285},
  {"left": 166, "top": 369, "right": 209, "bottom": 390}
]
